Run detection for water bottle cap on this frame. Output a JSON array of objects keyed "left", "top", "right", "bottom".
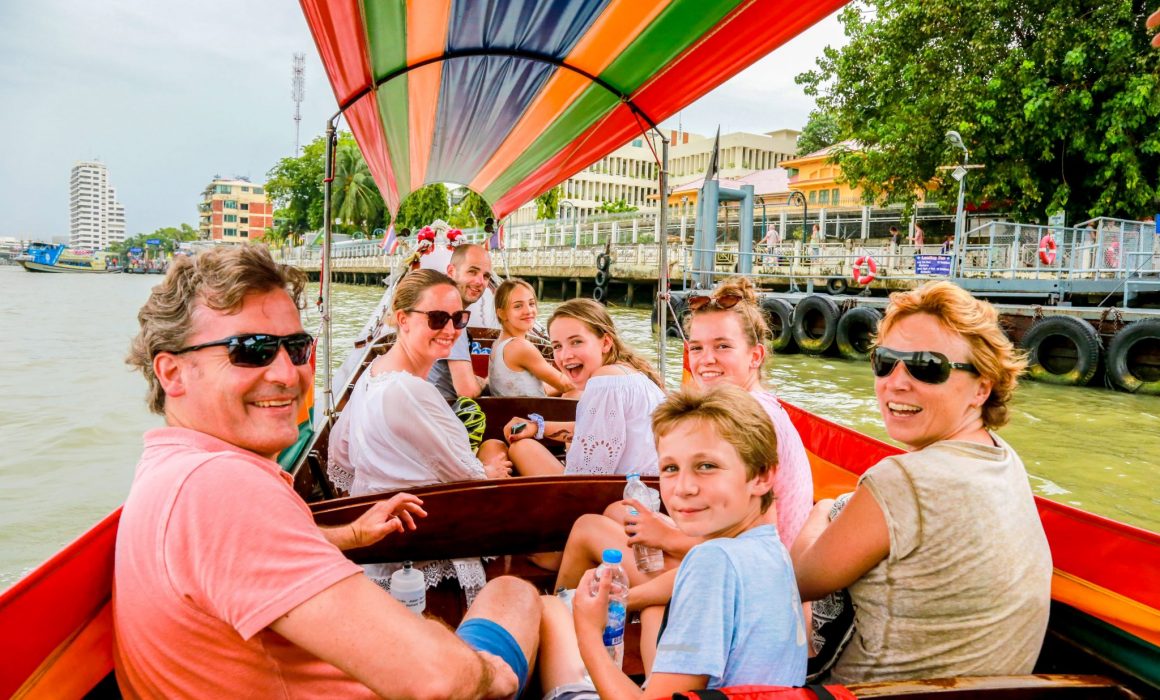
[
  {"left": 601, "top": 549, "right": 623, "bottom": 564},
  {"left": 402, "top": 561, "right": 413, "bottom": 569},
  {"left": 626, "top": 473, "right": 640, "bottom": 480}
]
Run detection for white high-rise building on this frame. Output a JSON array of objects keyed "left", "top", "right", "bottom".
[{"left": 69, "top": 161, "right": 126, "bottom": 250}]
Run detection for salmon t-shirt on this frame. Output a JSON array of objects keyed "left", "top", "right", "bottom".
[{"left": 113, "top": 427, "right": 375, "bottom": 699}]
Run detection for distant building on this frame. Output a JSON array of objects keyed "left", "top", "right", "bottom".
[
  {"left": 198, "top": 177, "right": 273, "bottom": 243},
  {"left": 69, "top": 161, "right": 126, "bottom": 250},
  {"left": 779, "top": 141, "right": 866, "bottom": 209},
  {"left": 508, "top": 128, "right": 800, "bottom": 225}
]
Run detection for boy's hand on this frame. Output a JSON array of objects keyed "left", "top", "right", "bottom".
[
  {"left": 572, "top": 568, "right": 608, "bottom": 639},
  {"left": 623, "top": 499, "right": 679, "bottom": 549}
]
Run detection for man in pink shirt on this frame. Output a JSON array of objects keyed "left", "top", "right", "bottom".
[{"left": 116, "top": 245, "right": 539, "bottom": 698}]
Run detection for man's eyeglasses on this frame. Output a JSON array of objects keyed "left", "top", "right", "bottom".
[
  {"left": 169, "top": 333, "right": 315, "bottom": 368},
  {"left": 870, "top": 346, "right": 979, "bottom": 385},
  {"left": 407, "top": 308, "right": 471, "bottom": 331},
  {"left": 687, "top": 293, "right": 744, "bottom": 311}
]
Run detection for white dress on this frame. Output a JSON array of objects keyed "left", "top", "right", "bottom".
[
  {"left": 565, "top": 370, "right": 666, "bottom": 476},
  {"left": 336, "top": 369, "right": 489, "bottom": 600}
]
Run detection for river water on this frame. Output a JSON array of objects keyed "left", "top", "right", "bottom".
[{"left": 2, "top": 266, "right": 1157, "bottom": 591}]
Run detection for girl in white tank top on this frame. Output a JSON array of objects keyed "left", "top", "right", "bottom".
[{"left": 489, "top": 279, "right": 572, "bottom": 397}]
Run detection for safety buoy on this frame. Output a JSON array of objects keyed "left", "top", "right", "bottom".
[
  {"left": 1038, "top": 235, "right": 1057, "bottom": 265},
  {"left": 851, "top": 256, "right": 877, "bottom": 285}
]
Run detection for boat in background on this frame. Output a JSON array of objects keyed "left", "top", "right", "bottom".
[{"left": 15, "top": 243, "right": 122, "bottom": 273}]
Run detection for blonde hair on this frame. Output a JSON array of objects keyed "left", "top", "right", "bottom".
[
  {"left": 548, "top": 298, "right": 663, "bottom": 388},
  {"left": 494, "top": 278, "right": 536, "bottom": 328},
  {"left": 388, "top": 269, "right": 458, "bottom": 328},
  {"left": 876, "top": 281, "right": 1027, "bottom": 429},
  {"left": 683, "top": 276, "right": 770, "bottom": 349},
  {"left": 652, "top": 384, "right": 779, "bottom": 512},
  {"left": 126, "top": 245, "right": 307, "bottom": 415}
]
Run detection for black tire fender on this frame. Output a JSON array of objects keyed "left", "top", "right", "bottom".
[
  {"left": 791, "top": 294, "right": 841, "bottom": 355},
  {"left": 592, "top": 285, "right": 607, "bottom": 303},
  {"left": 594, "top": 269, "right": 610, "bottom": 286},
  {"left": 1020, "top": 315, "right": 1101, "bottom": 386},
  {"left": 596, "top": 253, "right": 612, "bottom": 271},
  {"left": 759, "top": 297, "right": 797, "bottom": 354},
  {"left": 1105, "top": 319, "right": 1160, "bottom": 394},
  {"left": 825, "top": 278, "right": 849, "bottom": 295},
  {"left": 835, "top": 306, "right": 882, "bottom": 362}
]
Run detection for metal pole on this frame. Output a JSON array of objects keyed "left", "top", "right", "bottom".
[
  {"left": 657, "top": 134, "right": 670, "bottom": 388},
  {"left": 953, "top": 151, "right": 968, "bottom": 278},
  {"left": 321, "top": 117, "right": 338, "bottom": 416}
]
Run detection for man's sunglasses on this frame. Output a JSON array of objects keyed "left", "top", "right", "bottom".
[
  {"left": 407, "top": 308, "right": 471, "bottom": 331},
  {"left": 870, "top": 346, "right": 979, "bottom": 385},
  {"left": 687, "top": 293, "right": 744, "bottom": 311},
  {"left": 170, "top": 333, "right": 315, "bottom": 368}
]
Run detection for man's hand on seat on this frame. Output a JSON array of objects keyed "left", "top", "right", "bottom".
[{"left": 322, "top": 493, "right": 427, "bottom": 551}]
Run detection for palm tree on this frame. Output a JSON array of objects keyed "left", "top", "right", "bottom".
[{"left": 332, "top": 140, "right": 385, "bottom": 235}]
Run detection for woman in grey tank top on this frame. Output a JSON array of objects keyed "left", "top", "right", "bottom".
[
  {"left": 489, "top": 279, "right": 572, "bottom": 397},
  {"left": 790, "top": 281, "right": 1051, "bottom": 684}
]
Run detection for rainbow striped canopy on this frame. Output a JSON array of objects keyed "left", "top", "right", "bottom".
[{"left": 299, "top": 0, "right": 846, "bottom": 219}]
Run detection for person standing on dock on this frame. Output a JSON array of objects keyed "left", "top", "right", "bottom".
[
  {"left": 116, "top": 246, "right": 539, "bottom": 699},
  {"left": 428, "top": 243, "right": 492, "bottom": 401}
]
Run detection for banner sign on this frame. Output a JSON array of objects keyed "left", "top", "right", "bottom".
[
  {"left": 915, "top": 254, "right": 953, "bottom": 275},
  {"left": 129, "top": 247, "right": 143, "bottom": 254},
  {"left": 146, "top": 238, "right": 161, "bottom": 245}
]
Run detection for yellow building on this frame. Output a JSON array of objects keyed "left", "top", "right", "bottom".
[{"left": 778, "top": 140, "right": 865, "bottom": 209}]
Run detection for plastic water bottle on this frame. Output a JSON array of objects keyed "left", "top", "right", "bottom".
[
  {"left": 624, "top": 474, "right": 665, "bottom": 573},
  {"left": 390, "top": 561, "right": 426, "bottom": 615},
  {"left": 589, "top": 549, "right": 630, "bottom": 668}
]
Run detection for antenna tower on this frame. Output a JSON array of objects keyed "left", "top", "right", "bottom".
[{"left": 292, "top": 53, "right": 306, "bottom": 155}]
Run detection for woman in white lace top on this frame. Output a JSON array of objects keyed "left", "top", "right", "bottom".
[
  {"left": 504, "top": 298, "right": 665, "bottom": 476},
  {"left": 329, "top": 269, "right": 513, "bottom": 599},
  {"left": 488, "top": 278, "right": 573, "bottom": 398}
]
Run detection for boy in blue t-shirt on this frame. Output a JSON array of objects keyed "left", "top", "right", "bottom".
[{"left": 537, "top": 384, "right": 807, "bottom": 700}]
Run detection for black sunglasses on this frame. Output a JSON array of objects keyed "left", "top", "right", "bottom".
[
  {"left": 870, "top": 346, "right": 979, "bottom": 385},
  {"left": 407, "top": 308, "right": 471, "bottom": 331},
  {"left": 170, "top": 333, "right": 315, "bottom": 368},
  {"left": 688, "top": 293, "right": 744, "bottom": 311}
]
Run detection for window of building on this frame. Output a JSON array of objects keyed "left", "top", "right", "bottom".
[
  {"left": 241, "top": 230, "right": 249, "bottom": 237},
  {"left": 224, "top": 228, "right": 237, "bottom": 236},
  {"left": 224, "top": 214, "right": 238, "bottom": 222},
  {"left": 241, "top": 186, "right": 250, "bottom": 193},
  {"left": 241, "top": 217, "right": 249, "bottom": 224},
  {"left": 819, "top": 190, "right": 830, "bottom": 205},
  {"left": 832, "top": 188, "right": 841, "bottom": 205},
  {"left": 809, "top": 191, "right": 817, "bottom": 204},
  {"left": 253, "top": 187, "right": 263, "bottom": 195},
  {"left": 632, "top": 139, "right": 642, "bottom": 148},
  {"left": 241, "top": 203, "right": 249, "bottom": 210},
  {"left": 214, "top": 184, "right": 231, "bottom": 194},
  {"left": 225, "top": 200, "right": 237, "bottom": 209}
]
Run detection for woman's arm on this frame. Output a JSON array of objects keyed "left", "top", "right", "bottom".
[
  {"left": 507, "top": 338, "right": 573, "bottom": 395},
  {"left": 791, "top": 486, "right": 890, "bottom": 601}
]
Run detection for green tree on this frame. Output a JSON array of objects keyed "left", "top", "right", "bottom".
[
  {"left": 448, "top": 189, "right": 494, "bottom": 228},
  {"left": 265, "top": 136, "right": 327, "bottom": 238},
  {"left": 332, "top": 137, "right": 386, "bottom": 235},
  {"left": 113, "top": 224, "right": 200, "bottom": 257},
  {"left": 535, "top": 185, "right": 561, "bottom": 219},
  {"left": 598, "top": 198, "right": 638, "bottom": 213},
  {"left": 795, "top": 109, "right": 841, "bottom": 156},
  {"left": 798, "top": 0, "right": 1160, "bottom": 222},
  {"left": 396, "top": 183, "right": 450, "bottom": 230}
]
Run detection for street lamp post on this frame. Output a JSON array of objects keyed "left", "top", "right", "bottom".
[
  {"left": 945, "top": 131, "right": 969, "bottom": 278},
  {"left": 559, "top": 200, "right": 579, "bottom": 246}
]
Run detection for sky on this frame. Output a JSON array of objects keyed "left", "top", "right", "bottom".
[{"left": 0, "top": 1, "right": 846, "bottom": 240}]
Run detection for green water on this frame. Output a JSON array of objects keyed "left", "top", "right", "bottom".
[{"left": 1, "top": 269, "right": 1156, "bottom": 591}]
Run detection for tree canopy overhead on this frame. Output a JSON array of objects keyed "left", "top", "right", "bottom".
[{"left": 798, "top": 0, "right": 1160, "bottom": 222}]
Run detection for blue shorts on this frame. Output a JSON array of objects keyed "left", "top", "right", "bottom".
[{"left": 456, "top": 617, "right": 529, "bottom": 698}]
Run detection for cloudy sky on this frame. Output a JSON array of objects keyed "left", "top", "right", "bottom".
[{"left": 0, "top": 1, "right": 845, "bottom": 240}]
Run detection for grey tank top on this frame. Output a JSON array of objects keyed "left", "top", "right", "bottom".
[{"left": 487, "top": 337, "right": 547, "bottom": 397}]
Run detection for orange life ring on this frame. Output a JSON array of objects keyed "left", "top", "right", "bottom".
[
  {"left": 851, "top": 255, "right": 878, "bottom": 285},
  {"left": 1038, "top": 234, "right": 1057, "bottom": 265}
]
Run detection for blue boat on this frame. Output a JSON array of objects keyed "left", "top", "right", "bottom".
[{"left": 15, "top": 243, "right": 122, "bottom": 273}]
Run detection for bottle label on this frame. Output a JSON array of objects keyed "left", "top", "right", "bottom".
[
  {"left": 393, "top": 590, "right": 426, "bottom": 615},
  {"left": 603, "top": 600, "right": 626, "bottom": 647}
]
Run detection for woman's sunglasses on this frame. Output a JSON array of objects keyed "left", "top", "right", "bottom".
[
  {"left": 170, "top": 333, "right": 315, "bottom": 368},
  {"left": 870, "top": 346, "right": 979, "bottom": 385},
  {"left": 407, "top": 308, "right": 471, "bottom": 331},
  {"left": 687, "top": 293, "right": 744, "bottom": 311}
]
